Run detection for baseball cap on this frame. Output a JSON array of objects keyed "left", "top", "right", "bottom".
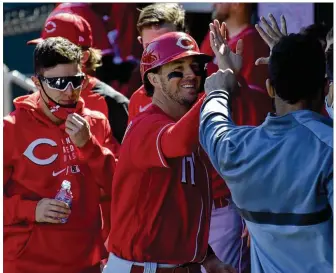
[{"left": 27, "top": 13, "right": 93, "bottom": 48}]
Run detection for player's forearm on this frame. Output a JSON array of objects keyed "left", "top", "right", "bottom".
[
  {"left": 199, "top": 90, "right": 235, "bottom": 169},
  {"left": 161, "top": 94, "right": 205, "bottom": 158}
]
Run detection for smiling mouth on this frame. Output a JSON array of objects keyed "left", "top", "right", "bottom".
[{"left": 181, "top": 82, "right": 198, "bottom": 89}]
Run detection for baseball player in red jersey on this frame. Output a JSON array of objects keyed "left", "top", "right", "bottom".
[
  {"left": 4, "top": 37, "right": 116, "bottom": 273},
  {"left": 103, "top": 32, "right": 236, "bottom": 273},
  {"left": 128, "top": 3, "right": 187, "bottom": 122},
  {"left": 27, "top": 13, "right": 130, "bottom": 245}
]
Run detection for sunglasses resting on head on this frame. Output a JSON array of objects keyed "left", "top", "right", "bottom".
[{"left": 38, "top": 73, "right": 85, "bottom": 92}]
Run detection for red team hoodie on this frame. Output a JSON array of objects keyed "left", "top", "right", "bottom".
[{"left": 4, "top": 92, "right": 116, "bottom": 273}]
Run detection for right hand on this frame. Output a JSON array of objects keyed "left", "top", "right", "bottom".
[
  {"left": 204, "top": 69, "right": 238, "bottom": 95},
  {"left": 209, "top": 19, "right": 243, "bottom": 74},
  {"left": 255, "top": 13, "right": 288, "bottom": 66},
  {"left": 35, "top": 198, "right": 71, "bottom": 224}
]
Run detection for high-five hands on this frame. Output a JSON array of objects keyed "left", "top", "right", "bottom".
[
  {"left": 209, "top": 19, "right": 243, "bottom": 74},
  {"left": 255, "top": 14, "right": 288, "bottom": 66}
]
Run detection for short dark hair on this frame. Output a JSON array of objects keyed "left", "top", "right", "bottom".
[
  {"left": 34, "top": 37, "right": 82, "bottom": 75},
  {"left": 269, "top": 33, "right": 325, "bottom": 104},
  {"left": 137, "top": 3, "right": 186, "bottom": 35},
  {"left": 300, "top": 23, "right": 329, "bottom": 44}
]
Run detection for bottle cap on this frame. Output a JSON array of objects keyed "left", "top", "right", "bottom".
[{"left": 61, "top": 180, "right": 71, "bottom": 190}]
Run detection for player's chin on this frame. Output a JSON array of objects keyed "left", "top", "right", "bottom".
[{"left": 182, "top": 94, "right": 198, "bottom": 106}]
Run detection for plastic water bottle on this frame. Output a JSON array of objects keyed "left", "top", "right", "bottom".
[{"left": 55, "top": 180, "right": 73, "bottom": 223}]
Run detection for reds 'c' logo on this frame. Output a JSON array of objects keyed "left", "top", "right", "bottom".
[
  {"left": 45, "top": 21, "right": 57, "bottom": 33},
  {"left": 176, "top": 36, "right": 194, "bottom": 50},
  {"left": 23, "top": 138, "right": 58, "bottom": 165}
]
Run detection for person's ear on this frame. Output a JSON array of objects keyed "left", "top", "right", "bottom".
[
  {"left": 266, "top": 79, "right": 275, "bottom": 98},
  {"left": 31, "top": 75, "right": 42, "bottom": 90},
  {"left": 81, "top": 50, "right": 90, "bottom": 65},
  {"left": 147, "top": 72, "right": 161, "bottom": 89},
  {"left": 137, "top": 36, "right": 143, "bottom": 45}
]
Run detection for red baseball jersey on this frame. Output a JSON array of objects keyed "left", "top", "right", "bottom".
[
  {"left": 201, "top": 25, "right": 269, "bottom": 92},
  {"left": 108, "top": 103, "right": 212, "bottom": 264},
  {"left": 128, "top": 85, "right": 152, "bottom": 123}
]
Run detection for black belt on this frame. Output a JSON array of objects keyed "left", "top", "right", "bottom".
[{"left": 236, "top": 205, "right": 332, "bottom": 226}]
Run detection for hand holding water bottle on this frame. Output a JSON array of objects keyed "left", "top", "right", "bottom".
[{"left": 35, "top": 198, "right": 71, "bottom": 224}]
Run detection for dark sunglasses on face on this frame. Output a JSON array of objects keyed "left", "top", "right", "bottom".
[{"left": 38, "top": 73, "right": 85, "bottom": 92}]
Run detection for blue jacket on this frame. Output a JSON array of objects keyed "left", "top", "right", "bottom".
[{"left": 200, "top": 90, "right": 333, "bottom": 273}]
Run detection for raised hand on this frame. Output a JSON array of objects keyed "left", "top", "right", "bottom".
[
  {"left": 65, "top": 113, "right": 91, "bottom": 148},
  {"left": 209, "top": 19, "right": 243, "bottom": 74},
  {"left": 204, "top": 69, "right": 238, "bottom": 95},
  {"left": 255, "top": 13, "right": 288, "bottom": 65}
]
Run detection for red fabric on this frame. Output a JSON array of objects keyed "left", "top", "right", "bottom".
[
  {"left": 201, "top": 26, "right": 269, "bottom": 92},
  {"left": 4, "top": 92, "right": 116, "bottom": 273},
  {"left": 106, "top": 4, "right": 143, "bottom": 96},
  {"left": 50, "top": 3, "right": 111, "bottom": 51},
  {"left": 108, "top": 102, "right": 211, "bottom": 263},
  {"left": 108, "top": 3, "right": 142, "bottom": 61},
  {"left": 27, "top": 12, "right": 93, "bottom": 47},
  {"left": 128, "top": 85, "right": 152, "bottom": 123},
  {"left": 160, "top": 95, "right": 205, "bottom": 158},
  {"left": 79, "top": 76, "right": 120, "bottom": 242}
]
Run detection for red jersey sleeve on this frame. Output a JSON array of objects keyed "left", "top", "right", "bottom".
[
  {"left": 128, "top": 95, "right": 205, "bottom": 169},
  {"left": 3, "top": 114, "right": 38, "bottom": 225},
  {"left": 160, "top": 95, "right": 204, "bottom": 158}
]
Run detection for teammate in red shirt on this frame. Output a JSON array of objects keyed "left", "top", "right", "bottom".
[
  {"left": 27, "top": 12, "right": 129, "bottom": 145},
  {"left": 27, "top": 13, "right": 129, "bottom": 244},
  {"left": 201, "top": 3, "right": 269, "bottom": 92},
  {"left": 103, "top": 32, "right": 236, "bottom": 273},
  {"left": 4, "top": 37, "right": 116, "bottom": 273},
  {"left": 128, "top": 3, "right": 186, "bottom": 122}
]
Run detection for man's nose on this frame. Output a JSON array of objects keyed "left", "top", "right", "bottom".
[
  {"left": 63, "top": 83, "right": 74, "bottom": 95},
  {"left": 184, "top": 66, "right": 197, "bottom": 79}
]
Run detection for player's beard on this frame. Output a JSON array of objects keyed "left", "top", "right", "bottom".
[{"left": 161, "top": 79, "right": 197, "bottom": 108}]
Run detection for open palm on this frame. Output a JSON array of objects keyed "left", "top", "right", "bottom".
[{"left": 209, "top": 20, "right": 243, "bottom": 74}]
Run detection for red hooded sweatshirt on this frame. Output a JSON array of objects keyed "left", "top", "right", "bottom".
[{"left": 4, "top": 92, "right": 116, "bottom": 273}]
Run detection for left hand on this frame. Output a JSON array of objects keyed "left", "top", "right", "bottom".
[
  {"left": 203, "top": 255, "right": 237, "bottom": 273},
  {"left": 204, "top": 69, "right": 238, "bottom": 95},
  {"left": 209, "top": 19, "right": 243, "bottom": 74},
  {"left": 65, "top": 113, "right": 91, "bottom": 148}
]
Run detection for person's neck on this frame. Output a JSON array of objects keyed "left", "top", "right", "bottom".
[
  {"left": 274, "top": 96, "right": 306, "bottom": 116},
  {"left": 152, "top": 90, "right": 189, "bottom": 120},
  {"left": 224, "top": 14, "right": 250, "bottom": 38},
  {"left": 38, "top": 96, "right": 63, "bottom": 125}
]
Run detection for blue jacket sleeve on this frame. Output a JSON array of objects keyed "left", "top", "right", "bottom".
[{"left": 199, "top": 89, "right": 254, "bottom": 181}]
